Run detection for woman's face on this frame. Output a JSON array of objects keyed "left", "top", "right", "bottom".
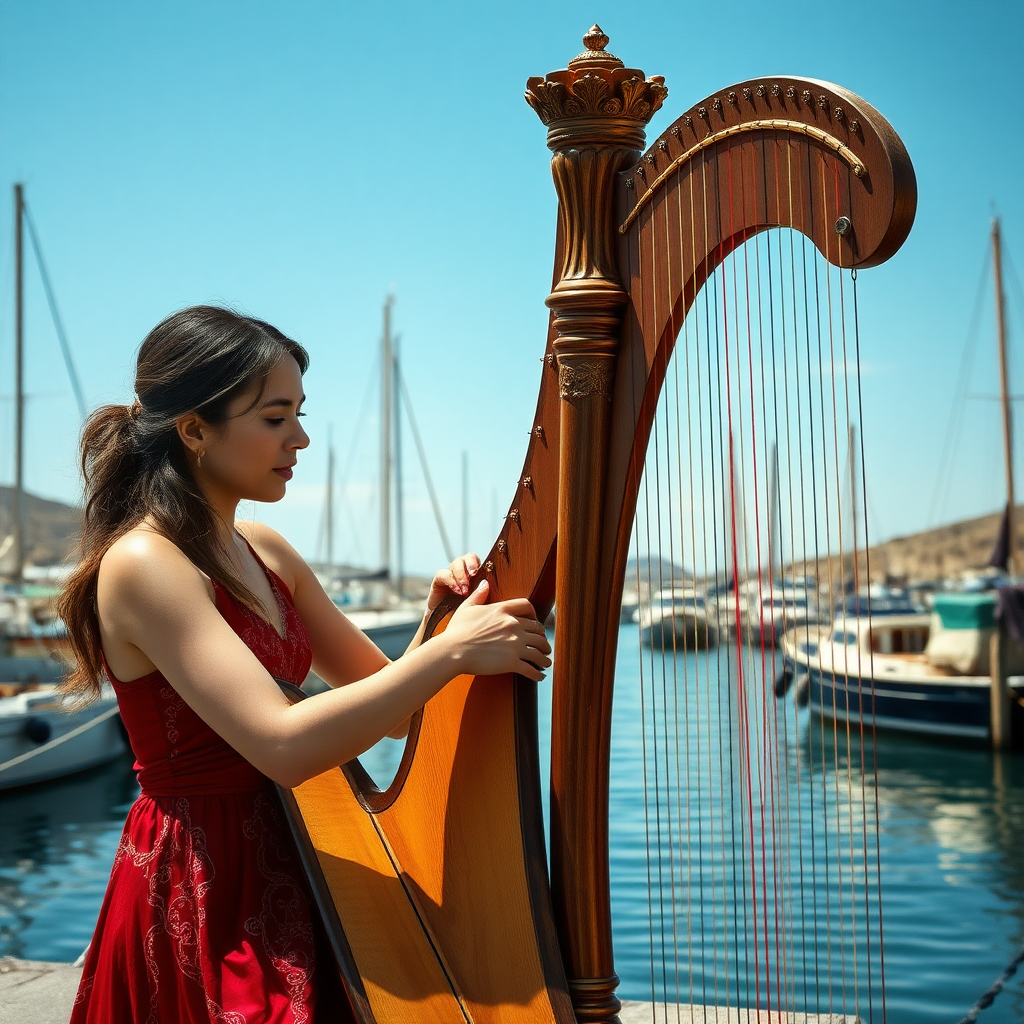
[{"left": 198, "top": 355, "right": 310, "bottom": 504}]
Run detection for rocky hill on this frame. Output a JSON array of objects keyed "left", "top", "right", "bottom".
[{"left": 0, "top": 486, "right": 82, "bottom": 572}]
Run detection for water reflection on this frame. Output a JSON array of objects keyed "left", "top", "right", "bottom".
[
  {"left": 607, "top": 627, "right": 1024, "bottom": 1023},
  {"left": 0, "top": 755, "right": 137, "bottom": 959}
]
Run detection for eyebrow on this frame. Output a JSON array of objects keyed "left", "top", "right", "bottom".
[{"left": 261, "top": 395, "right": 306, "bottom": 410}]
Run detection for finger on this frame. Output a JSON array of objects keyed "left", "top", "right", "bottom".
[
  {"left": 515, "top": 659, "right": 546, "bottom": 682},
  {"left": 464, "top": 553, "right": 481, "bottom": 576},
  {"left": 463, "top": 578, "right": 489, "bottom": 604},
  {"left": 500, "top": 598, "right": 537, "bottom": 619},
  {"left": 525, "top": 636, "right": 552, "bottom": 658},
  {"left": 520, "top": 638, "right": 552, "bottom": 664},
  {"left": 516, "top": 615, "right": 547, "bottom": 634},
  {"left": 451, "top": 558, "right": 471, "bottom": 594}
]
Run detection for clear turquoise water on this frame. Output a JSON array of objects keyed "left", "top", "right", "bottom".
[{"left": 2, "top": 625, "right": 1023, "bottom": 1022}]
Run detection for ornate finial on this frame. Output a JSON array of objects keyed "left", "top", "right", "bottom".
[
  {"left": 585, "top": 24, "right": 608, "bottom": 50},
  {"left": 525, "top": 27, "right": 667, "bottom": 150},
  {"left": 567, "top": 23, "right": 623, "bottom": 70}
]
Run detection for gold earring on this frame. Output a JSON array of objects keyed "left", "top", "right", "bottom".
[{"left": 197, "top": 449, "right": 205, "bottom": 468}]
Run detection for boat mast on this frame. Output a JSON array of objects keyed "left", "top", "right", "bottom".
[
  {"left": 380, "top": 296, "right": 393, "bottom": 584},
  {"left": 13, "top": 185, "right": 24, "bottom": 584},
  {"left": 993, "top": 218, "right": 1016, "bottom": 576},
  {"left": 393, "top": 334, "right": 404, "bottom": 600},
  {"left": 325, "top": 427, "right": 334, "bottom": 569}
]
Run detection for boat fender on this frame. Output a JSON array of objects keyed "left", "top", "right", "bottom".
[
  {"left": 794, "top": 673, "right": 811, "bottom": 707},
  {"left": 24, "top": 716, "right": 52, "bottom": 744},
  {"left": 774, "top": 663, "right": 795, "bottom": 698}
]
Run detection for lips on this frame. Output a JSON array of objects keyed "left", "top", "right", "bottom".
[{"left": 273, "top": 467, "right": 294, "bottom": 481}]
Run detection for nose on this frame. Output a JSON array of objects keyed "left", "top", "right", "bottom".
[{"left": 292, "top": 420, "right": 310, "bottom": 451}]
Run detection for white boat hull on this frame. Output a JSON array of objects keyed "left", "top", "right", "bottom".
[{"left": 0, "top": 687, "right": 128, "bottom": 790}]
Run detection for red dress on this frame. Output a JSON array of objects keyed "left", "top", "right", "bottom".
[{"left": 71, "top": 547, "right": 342, "bottom": 1024}]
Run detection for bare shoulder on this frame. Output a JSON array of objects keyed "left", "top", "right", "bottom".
[
  {"left": 235, "top": 520, "right": 309, "bottom": 593},
  {"left": 99, "top": 528, "right": 214, "bottom": 615}
]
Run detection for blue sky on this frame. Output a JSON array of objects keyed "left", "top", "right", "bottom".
[{"left": 0, "top": 1, "right": 1021, "bottom": 575}]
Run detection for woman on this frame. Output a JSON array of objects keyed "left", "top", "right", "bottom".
[{"left": 60, "top": 306, "right": 550, "bottom": 1023}]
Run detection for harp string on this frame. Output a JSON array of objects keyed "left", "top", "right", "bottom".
[{"left": 624, "top": 134, "right": 886, "bottom": 1021}]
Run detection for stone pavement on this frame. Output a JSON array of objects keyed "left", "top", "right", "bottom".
[
  {"left": 0, "top": 962, "right": 861, "bottom": 1024},
  {"left": 0, "top": 958, "right": 82, "bottom": 1024}
]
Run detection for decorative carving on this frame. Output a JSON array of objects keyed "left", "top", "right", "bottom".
[
  {"left": 756, "top": 83, "right": 767, "bottom": 96},
  {"left": 803, "top": 89, "right": 812, "bottom": 102},
  {"left": 818, "top": 94, "right": 829, "bottom": 109},
  {"left": 484, "top": 560, "right": 494, "bottom": 573},
  {"left": 712, "top": 97, "right": 722, "bottom": 112},
  {"left": 670, "top": 125, "right": 681, "bottom": 138},
  {"left": 727, "top": 91, "right": 738, "bottom": 105},
  {"left": 620, "top": 118, "right": 868, "bottom": 232},
  {"left": 698, "top": 105, "right": 708, "bottom": 120},
  {"left": 834, "top": 106, "right": 845, "bottom": 121},
  {"left": 534, "top": 425, "right": 545, "bottom": 440},
  {"left": 743, "top": 87, "right": 752, "bottom": 101},
  {"left": 508, "top": 508, "right": 520, "bottom": 523},
  {"left": 787, "top": 86, "right": 797, "bottom": 98},
  {"left": 625, "top": 177, "right": 634, "bottom": 189},
  {"left": 771, "top": 83, "right": 781, "bottom": 97},
  {"left": 525, "top": 24, "right": 667, "bottom": 152},
  {"left": 850, "top": 118, "right": 861, "bottom": 133},
  {"left": 521, "top": 475, "right": 533, "bottom": 490},
  {"left": 658, "top": 139, "right": 667, "bottom": 151},
  {"left": 558, "top": 359, "right": 614, "bottom": 399},
  {"left": 645, "top": 152, "right": 656, "bottom": 163},
  {"left": 497, "top": 538, "right": 507, "bottom": 554}
]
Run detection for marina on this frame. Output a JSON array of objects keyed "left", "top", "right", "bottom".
[{"left": 4, "top": 632, "right": 1024, "bottom": 1021}]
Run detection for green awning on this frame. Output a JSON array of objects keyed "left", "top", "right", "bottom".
[{"left": 932, "top": 592, "right": 997, "bottom": 630}]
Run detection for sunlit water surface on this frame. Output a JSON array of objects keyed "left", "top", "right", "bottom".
[{"left": 2, "top": 624, "right": 1023, "bottom": 1023}]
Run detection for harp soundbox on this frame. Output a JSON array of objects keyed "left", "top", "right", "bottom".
[{"left": 281, "top": 27, "right": 916, "bottom": 1024}]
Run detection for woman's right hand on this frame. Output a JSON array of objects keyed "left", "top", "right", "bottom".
[{"left": 442, "top": 579, "right": 552, "bottom": 681}]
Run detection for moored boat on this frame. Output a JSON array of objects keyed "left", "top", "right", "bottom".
[
  {"left": 636, "top": 587, "right": 716, "bottom": 649},
  {"left": 781, "top": 592, "right": 1024, "bottom": 741},
  {"left": 0, "top": 681, "right": 128, "bottom": 790}
]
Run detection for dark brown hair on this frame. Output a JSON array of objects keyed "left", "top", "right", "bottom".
[{"left": 58, "top": 305, "right": 309, "bottom": 699}]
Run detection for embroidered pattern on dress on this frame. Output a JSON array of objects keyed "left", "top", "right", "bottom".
[
  {"left": 114, "top": 800, "right": 247, "bottom": 1024},
  {"left": 242, "top": 793, "right": 314, "bottom": 1024}
]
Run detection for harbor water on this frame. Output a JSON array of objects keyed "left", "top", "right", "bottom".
[{"left": 2, "top": 623, "right": 1024, "bottom": 1022}]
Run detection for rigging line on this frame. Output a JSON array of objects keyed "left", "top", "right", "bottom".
[
  {"left": 927, "top": 246, "right": 992, "bottom": 527},
  {"left": 1003, "top": 245, "right": 1024, "bottom": 331},
  {"left": 335, "top": 363, "right": 379, "bottom": 566},
  {"left": 20, "top": 200, "right": 88, "bottom": 421},
  {"left": 852, "top": 267, "right": 888, "bottom": 1024},
  {"left": 395, "top": 365, "right": 454, "bottom": 563}
]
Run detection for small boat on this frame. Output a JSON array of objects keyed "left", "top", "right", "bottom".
[
  {"left": 741, "top": 581, "right": 822, "bottom": 646},
  {"left": 0, "top": 681, "right": 128, "bottom": 790},
  {"left": 636, "top": 587, "right": 716, "bottom": 649},
  {"left": 780, "top": 591, "right": 1024, "bottom": 741}
]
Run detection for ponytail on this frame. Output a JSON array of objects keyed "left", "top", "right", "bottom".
[{"left": 57, "top": 306, "right": 308, "bottom": 700}]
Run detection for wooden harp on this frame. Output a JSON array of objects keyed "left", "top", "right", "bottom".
[{"left": 282, "top": 26, "right": 916, "bottom": 1024}]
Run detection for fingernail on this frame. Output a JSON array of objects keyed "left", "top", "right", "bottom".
[{"left": 469, "top": 567, "right": 478, "bottom": 576}]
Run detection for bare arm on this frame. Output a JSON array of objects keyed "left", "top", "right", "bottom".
[{"left": 98, "top": 533, "right": 549, "bottom": 789}]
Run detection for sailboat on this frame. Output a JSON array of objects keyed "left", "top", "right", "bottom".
[
  {"left": 781, "top": 218, "right": 1024, "bottom": 742},
  {"left": 318, "top": 297, "right": 435, "bottom": 662},
  {"left": 0, "top": 183, "right": 127, "bottom": 789}
]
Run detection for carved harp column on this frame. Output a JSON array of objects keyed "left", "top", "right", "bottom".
[{"left": 526, "top": 28, "right": 667, "bottom": 1024}]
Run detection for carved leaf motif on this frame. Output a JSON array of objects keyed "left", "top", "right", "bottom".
[{"left": 571, "top": 73, "right": 614, "bottom": 115}]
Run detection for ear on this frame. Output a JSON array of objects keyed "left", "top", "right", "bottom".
[{"left": 175, "top": 412, "right": 207, "bottom": 456}]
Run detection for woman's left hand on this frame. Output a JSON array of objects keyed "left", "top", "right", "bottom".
[{"left": 426, "top": 553, "right": 482, "bottom": 613}]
